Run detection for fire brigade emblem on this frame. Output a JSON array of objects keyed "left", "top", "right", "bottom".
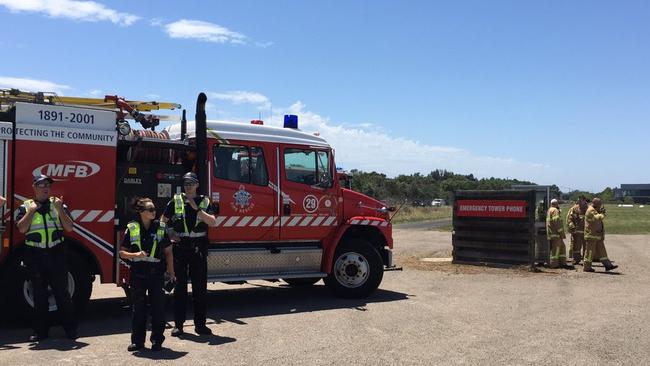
[{"left": 231, "top": 185, "right": 254, "bottom": 213}]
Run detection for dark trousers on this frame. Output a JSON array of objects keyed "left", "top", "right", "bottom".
[
  {"left": 173, "top": 242, "right": 207, "bottom": 328},
  {"left": 130, "top": 268, "right": 165, "bottom": 345},
  {"left": 24, "top": 246, "right": 76, "bottom": 337}
]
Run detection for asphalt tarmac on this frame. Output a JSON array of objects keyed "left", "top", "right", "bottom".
[{"left": 1, "top": 230, "right": 647, "bottom": 365}]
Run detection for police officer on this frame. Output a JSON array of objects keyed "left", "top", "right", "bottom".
[
  {"left": 161, "top": 172, "right": 217, "bottom": 337},
  {"left": 119, "top": 197, "right": 175, "bottom": 352},
  {"left": 16, "top": 175, "right": 77, "bottom": 342}
]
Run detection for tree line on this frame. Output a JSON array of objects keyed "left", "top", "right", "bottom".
[{"left": 345, "top": 169, "right": 619, "bottom": 204}]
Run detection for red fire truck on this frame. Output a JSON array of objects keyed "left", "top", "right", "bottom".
[{"left": 0, "top": 90, "right": 395, "bottom": 314}]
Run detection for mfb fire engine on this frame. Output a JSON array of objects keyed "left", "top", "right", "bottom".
[{"left": 0, "top": 90, "right": 396, "bottom": 314}]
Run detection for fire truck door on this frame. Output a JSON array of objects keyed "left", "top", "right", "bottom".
[
  {"left": 209, "top": 141, "right": 278, "bottom": 242},
  {"left": 279, "top": 145, "right": 340, "bottom": 241}
]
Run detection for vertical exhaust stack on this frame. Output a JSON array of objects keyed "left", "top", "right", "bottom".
[
  {"left": 195, "top": 93, "right": 208, "bottom": 196},
  {"left": 181, "top": 109, "right": 187, "bottom": 141}
]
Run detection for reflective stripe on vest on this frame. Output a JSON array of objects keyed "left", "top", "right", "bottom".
[
  {"left": 126, "top": 221, "right": 166, "bottom": 263},
  {"left": 174, "top": 193, "right": 209, "bottom": 234},
  {"left": 23, "top": 197, "right": 64, "bottom": 249}
]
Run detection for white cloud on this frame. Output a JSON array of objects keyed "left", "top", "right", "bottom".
[
  {"left": 0, "top": 76, "right": 71, "bottom": 94},
  {"left": 164, "top": 19, "right": 246, "bottom": 44},
  {"left": 208, "top": 91, "right": 271, "bottom": 110},
  {"left": 260, "top": 102, "right": 549, "bottom": 182},
  {"left": 0, "top": 0, "right": 139, "bottom": 26},
  {"left": 88, "top": 89, "right": 103, "bottom": 97}
]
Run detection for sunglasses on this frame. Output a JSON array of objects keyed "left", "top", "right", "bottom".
[
  {"left": 142, "top": 207, "right": 156, "bottom": 213},
  {"left": 36, "top": 183, "right": 52, "bottom": 188},
  {"left": 183, "top": 181, "right": 198, "bottom": 186}
]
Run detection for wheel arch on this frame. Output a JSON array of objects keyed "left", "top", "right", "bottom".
[{"left": 323, "top": 224, "right": 389, "bottom": 273}]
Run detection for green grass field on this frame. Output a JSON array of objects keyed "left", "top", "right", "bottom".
[
  {"left": 390, "top": 206, "right": 452, "bottom": 224},
  {"left": 560, "top": 203, "right": 650, "bottom": 235},
  {"left": 390, "top": 203, "right": 650, "bottom": 234}
]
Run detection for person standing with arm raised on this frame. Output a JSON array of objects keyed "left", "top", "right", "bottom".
[
  {"left": 16, "top": 175, "right": 77, "bottom": 342},
  {"left": 161, "top": 172, "right": 217, "bottom": 337}
]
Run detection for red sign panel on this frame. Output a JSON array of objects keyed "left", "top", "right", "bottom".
[{"left": 456, "top": 200, "right": 528, "bottom": 218}]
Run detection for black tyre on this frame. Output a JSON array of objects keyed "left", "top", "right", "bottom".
[
  {"left": 324, "top": 239, "right": 384, "bottom": 298},
  {"left": 67, "top": 251, "right": 93, "bottom": 314},
  {"left": 5, "top": 249, "right": 93, "bottom": 318},
  {"left": 282, "top": 277, "right": 321, "bottom": 287}
]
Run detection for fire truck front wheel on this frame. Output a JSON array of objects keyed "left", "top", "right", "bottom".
[{"left": 325, "top": 239, "right": 384, "bottom": 298}]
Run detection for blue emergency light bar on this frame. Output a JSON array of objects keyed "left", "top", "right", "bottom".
[{"left": 284, "top": 114, "right": 298, "bottom": 129}]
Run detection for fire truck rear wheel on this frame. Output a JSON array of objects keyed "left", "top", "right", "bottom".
[
  {"left": 8, "top": 250, "right": 93, "bottom": 318},
  {"left": 324, "top": 239, "right": 383, "bottom": 298}
]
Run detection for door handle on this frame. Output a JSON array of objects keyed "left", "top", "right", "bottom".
[{"left": 283, "top": 203, "right": 291, "bottom": 215}]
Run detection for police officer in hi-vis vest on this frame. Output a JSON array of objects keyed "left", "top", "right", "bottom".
[
  {"left": 16, "top": 175, "right": 77, "bottom": 342},
  {"left": 161, "top": 172, "right": 217, "bottom": 337},
  {"left": 119, "top": 197, "right": 175, "bottom": 352}
]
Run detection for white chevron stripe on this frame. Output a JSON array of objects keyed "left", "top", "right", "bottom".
[
  {"left": 280, "top": 216, "right": 291, "bottom": 226},
  {"left": 250, "top": 216, "right": 266, "bottom": 227},
  {"left": 323, "top": 216, "right": 337, "bottom": 226},
  {"left": 237, "top": 216, "right": 253, "bottom": 227},
  {"left": 71, "top": 210, "right": 85, "bottom": 220},
  {"left": 262, "top": 217, "right": 275, "bottom": 227},
  {"left": 224, "top": 216, "right": 240, "bottom": 227},
  {"left": 371, "top": 220, "right": 381, "bottom": 226},
  {"left": 380, "top": 221, "right": 389, "bottom": 227},
  {"left": 350, "top": 219, "right": 360, "bottom": 225},
  {"left": 287, "top": 216, "right": 302, "bottom": 227},
  {"left": 300, "top": 216, "right": 315, "bottom": 226},
  {"left": 360, "top": 219, "right": 370, "bottom": 225},
  {"left": 310, "top": 216, "right": 325, "bottom": 226},
  {"left": 214, "top": 216, "right": 227, "bottom": 226},
  {"left": 81, "top": 210, "right": 102, "bottom": 222},
  {"left": 97, "top": 211, "right": 114, "bottom": 223}
]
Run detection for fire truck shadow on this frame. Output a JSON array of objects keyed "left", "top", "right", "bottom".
[
  {"left": 203, "top": 283, "right": 409, "bottom": 325},
  {"left": 0, "top": 284, "right": 408, "bottom": 345}
]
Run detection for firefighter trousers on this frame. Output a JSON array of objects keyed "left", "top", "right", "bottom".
[
  {"left": 130, "top": 268, "right": 165, "bottom": 346},
  {"left": 569, "top": 233, "right": 585, "bottom": 264},
  {"left": 549, "top": 238, "right": 567, "bottom": 268},
  {"left": 173, "top": 241, "right": 208, "bottom": 328},
  {"left": 584, "top": 239, "right": 614, "bottom": 271},
  {"left": 24, "top": 245, "right": 77, "bottom": 338}
]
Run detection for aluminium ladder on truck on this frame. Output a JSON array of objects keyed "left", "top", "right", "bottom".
[{"left": 0, "top": 88, "right": 183, "bottom": 129}]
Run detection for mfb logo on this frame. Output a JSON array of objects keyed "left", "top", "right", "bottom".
[{"left": 32, "top": 160, "right": 101, "bottom": 181}]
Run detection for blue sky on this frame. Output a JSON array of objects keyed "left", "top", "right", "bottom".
[{"left": 1, "top": 0, "right": 648, "bottom": 192}]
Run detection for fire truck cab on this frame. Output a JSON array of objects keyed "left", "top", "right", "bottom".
[{"left": 0, "top": 91, "right": 395, "bottom": 315}]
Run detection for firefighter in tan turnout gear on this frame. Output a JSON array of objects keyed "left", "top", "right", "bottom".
[
  {"left": 583, "top": 198, "right": 619, "bottom": 272},
  {"left": 566, "top": 195, "right": 589, "bottom": 264},
  {"left": 546, "top": 199, "right": 571, "bottom": 269}
]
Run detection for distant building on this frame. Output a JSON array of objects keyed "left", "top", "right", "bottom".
[{"left": 614, "top": 184, "right": 650, "bottom": 203}]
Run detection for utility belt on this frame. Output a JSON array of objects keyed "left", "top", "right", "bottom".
[
  {"left": 25, "top": 241, "right": 65, "bottom": 252},
  {"left": 131, "top": 257, "right": 161, "bottom": 263},
  {"left": 26, "top": 239, "right": 63, "bottom": 249},
  {"left": 177, "top": 231, "right": 207, "bottom": 238}
]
